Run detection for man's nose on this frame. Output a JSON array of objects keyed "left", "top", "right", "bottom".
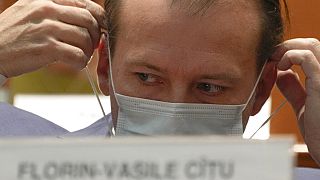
[{"left": 166, "top": 86, "right": 195, "bottom": 103}]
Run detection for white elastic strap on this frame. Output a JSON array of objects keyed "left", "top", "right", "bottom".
[
  {"left": 0, "top": 74, "right": 7, "bottom": 86},
  {"left": 106, "top": 33, "right": 119, "bottom": 107},
  {"left": 244, "top": 60, "right": 268, "bottom": 106},
  {"left": 85, "top": 57, "right": 114, "bottom": 137},
  {"left": 249, "top": 100, "right": 287, "bottom": 139}
]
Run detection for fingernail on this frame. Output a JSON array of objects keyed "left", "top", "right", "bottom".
[
  {"left": 294, "top": 72, "right": 300, "bottom": 80},
  {"left": 274, "top": 43, "right": 283, "bottom": 48},
  {"left": 98, "top": 34, "right": 106, "bottom": 49}
]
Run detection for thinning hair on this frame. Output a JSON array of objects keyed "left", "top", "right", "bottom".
[{"left": 104, "top": 0, "right": 289, "bottom": 71}]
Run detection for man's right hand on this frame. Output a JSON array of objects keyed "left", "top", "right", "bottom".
[{"left": 0, "top": 0, "right": 105, "bottom": 78}]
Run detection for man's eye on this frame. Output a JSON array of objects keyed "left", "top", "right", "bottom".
[
  {"left": 197, "top": 83, "right": 224, "bottom": 94},
  {"left": 136, "top": 73, "right": 159, "bottom": 83}
]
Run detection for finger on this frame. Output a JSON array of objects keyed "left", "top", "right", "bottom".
[
  {"left": 52, "top": 0, "right": 87, "bottom": 8},
  {"left": 50, "top": 21, "right": 94, "bottom": 57},
  {"left": 82, "top": 0, "right": 106, "bottom": 29},
  {"left": 277, "top": 50, "right": 320, "bottom": 82},
  {"left": 53, "top": 0, "right": 106, "bottom": 29},
  {"left": 277, "top": 49, "right": 320, "bottom": 96},
  {"left": 54, "top": 40, "right": 89, "bottom": 69},
  {"left": 271, "top": 38, "right": 320, "bottom": 63},
  {"left": 276, "top": 70, "right": 307, "bottom": 137},
  {"left": 54, "top": 4, "right": 100, "bottom": 48},
  {"left": 276, "top": 70, "right": 306, "bottom": 115}
]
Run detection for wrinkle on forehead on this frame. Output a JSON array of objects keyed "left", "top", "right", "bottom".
[
  {"left": 122, "top": 44, "right": 243, "bottom": 79},
  {"left": 127, "top": 43, "right": 229, "bottom": 61},
  {"left": 135, "top": 37, "right": 234, "bottom": 56},
  {"left": 170, "top": 0, "right": 216, "bottom": 15},
  {"left": 118, "top": 0, "right": 261, "bottom": 48},
  {"left": 169, "top": 0, "right": 254, "bottom": 16}
]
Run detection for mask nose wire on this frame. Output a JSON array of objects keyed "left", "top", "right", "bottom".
[{"left": 85, "top": 56, "right": 115, "bottom": 137}]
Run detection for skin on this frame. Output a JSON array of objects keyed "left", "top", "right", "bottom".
[
  {"left": 0, "top": 0, "right": 105, "bottom": 77},
  {"left": 97, "top": 0, "right": 320, "bottom": 165},
  {"left": 97, "top": 0, "right": 277, "bottom": 129}
]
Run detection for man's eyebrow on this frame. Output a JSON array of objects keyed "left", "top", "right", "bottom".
[
  {"left": 200, "top": 73, "right": 241, "bottom": 82},
  {"left": 126, "top": 61, "right": 166, "bottom": 72},
  {"left": 125, "top": 57, "right": 241, "bottom": 81}
]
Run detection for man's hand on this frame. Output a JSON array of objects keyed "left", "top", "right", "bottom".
[
  {"left": 271, "top": 38, "right": 320, "bottom": 166},
  {"left": 0, "top": 0, "right": 105, "bottom": 77}
]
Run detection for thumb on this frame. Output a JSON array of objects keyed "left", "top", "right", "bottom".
[{"left": 276, "top": 70, "right": 306, "bottom": 115}]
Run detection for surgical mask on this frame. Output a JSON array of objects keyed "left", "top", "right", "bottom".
[
  {"left": 115, "top": 93, "right": 246, "bottom": 136},
  {"left": 106, "top": 35, "right": 265, "bottom": 136}
]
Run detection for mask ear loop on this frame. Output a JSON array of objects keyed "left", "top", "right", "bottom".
[
  {"left": 245, "top": 60, "right": 288, "bottom": 139},
  {"left": 105, "top": 32, "right": 119, "bottom": 136},
  {"left": 85, "top": 57, "right": 115, "bottom": 137},
  {"left": 243, "top": 60, "right": 268, "bottom": 108},
  {"left": 106, "top": 33, "right": 119, "bottom": 105},
  {"left": 249, "top": 99, "right": 287, "bottom": 139}
]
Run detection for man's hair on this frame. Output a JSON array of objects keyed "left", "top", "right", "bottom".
[{"left": 104, "top": 0, "right": 288, "bottom": 71}]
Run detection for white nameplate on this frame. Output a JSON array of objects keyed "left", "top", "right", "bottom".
[{"left": 0, "top": 136, "right": 294, "bottom": 180}]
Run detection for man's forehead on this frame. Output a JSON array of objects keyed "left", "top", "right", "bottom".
[
  {"left": 119, "top": 0, "right": 257, "bottom": 16},
  {"left": 169, "top": 0, "right": 218, "bottom": 15},
  {"left": 116, "top": 0, "right": 261, "bottom": 59},
  {"left": 118, "top": 0, "right": 261, "bottom": 33}
]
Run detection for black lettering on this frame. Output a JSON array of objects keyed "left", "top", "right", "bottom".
[
  {"left": 80, "top": 163, "right": 91, "bottom": 177},
  {"left": 150, "top": 163, "right": 161, "bottom": 179},
  {"left": 58, "top": 162, "right": 73, "bottom": 178},
  {"left": 43, "top": 162, "right": 58, "bottom": 180},
  {"left": 185, "top": 161, "right": 201, "bottom": 179},
  {"left": 17, "top": 162, "right": 40, "bottom": 180},
  {"left": 208, "top": 161, "right": 217, "bottom": 178},
  {"left": 77, "top": 163, "right": 97, "bottom": 178},
  {"left": 119, "top": 162, "right": 131, "bottom": 178},
  {"left": 104, "top": 162, "right": 117, "bottom": 178},
  {"left": 219, "top": 162, "right": 234, "bottom": 179},
  {"left": 165, "top": 161, "right": 177, "bottom": 179},
  {"left": 132, "top": 161, "right": 147, "bottom": 179},
  {"left": 86, "top": 164, "right": 99, "bottom": 178}
]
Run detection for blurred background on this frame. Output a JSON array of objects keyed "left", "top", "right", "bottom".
[{"left": 1, "top": 0, "right": 319, "bottom": 167}]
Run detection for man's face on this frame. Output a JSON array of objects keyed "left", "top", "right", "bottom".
[{"left": 98, "top": 0, "right": 275, "bottom": 128}]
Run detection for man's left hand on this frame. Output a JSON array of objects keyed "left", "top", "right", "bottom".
[{"left": 271, "top": 38, "right": 320, "bottom": 166}]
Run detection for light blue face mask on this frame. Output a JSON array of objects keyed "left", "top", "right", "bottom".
[
  {"left": 105, "top": 34, "right": 266, "bottom": 137},
  {"left": 114, "top": 93, "right": 246, "bottom": 136}
]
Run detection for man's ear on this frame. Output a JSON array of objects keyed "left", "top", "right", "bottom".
[
  {"left": 97, "top": 34, "right": 110, "bottom": 96},
  {"left": 251, "top": 61, "right": 277, "bottom": 116}
]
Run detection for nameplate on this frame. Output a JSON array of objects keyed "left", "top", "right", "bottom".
[{"left": 0, "top": 136, "right": 294, "bottom": 180}]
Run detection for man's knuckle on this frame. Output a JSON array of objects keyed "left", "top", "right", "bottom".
[
  {"left": 284, "top": 50, "right": 295, "bottom": 60},
  {"left": 45, "top": 38, "right": 58, "bottom": 49},
  {"left": 74, "top": 49, "right": 86, "bottom": 59},
  {"left": 307, "top": 38, "right": 320, "bottom": 50},
  {"left": 81, "top": 9, "right": 96, "bottom": 27},
  {"left": 41, "top": 20, "right": 58, "bottom": 33},
  {"left": 36, "top": 1, "right": 57, "bottom": 15},
  {"left": 75, "top": 51, "right": 88, "bottom": 68},
  {"left": 303, "top": 50, "right": 314, "bottom": 59},
  {"left": 84, "top": 30, "right": 92, "bottom": 44}
]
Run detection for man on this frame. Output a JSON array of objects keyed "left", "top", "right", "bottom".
[
  {"left": 94, "top": 0, "right": 320, "bottom": 164},
  {"left": 0, "top": 0, "right": 320, "bottom": 168}
]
